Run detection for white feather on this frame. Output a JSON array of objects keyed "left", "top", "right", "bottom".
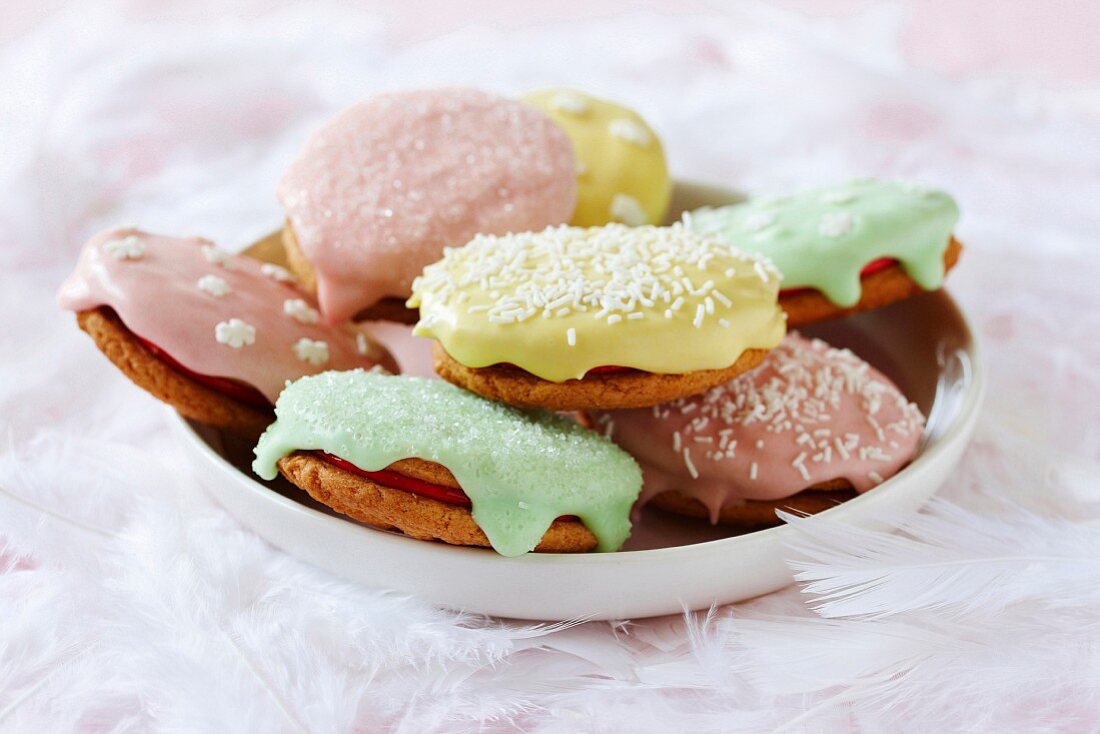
[{"left": 781, "top": 497, "right": 1100, "bottom": 618}]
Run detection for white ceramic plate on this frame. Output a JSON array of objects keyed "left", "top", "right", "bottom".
[{"left": 171, "top": 181, "right": 984, "bottom": 620}]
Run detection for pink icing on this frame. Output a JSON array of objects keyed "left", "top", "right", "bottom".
[
  {"left": 592, "top": 334, "right": 925, "bottom": 522},
  {"left": 277, "top": 88, "right": 577, "bottom": 323},
  {"left": 57, "top": 229, "right": 394, "bottom": 403}
]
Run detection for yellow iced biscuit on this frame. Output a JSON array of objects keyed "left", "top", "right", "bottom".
[{"left": 523, "top": 89, "right": 671, "bottom": 227}]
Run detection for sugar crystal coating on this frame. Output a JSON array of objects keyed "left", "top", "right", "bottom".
[
  {"left": 253, "top": 371, "right": 643, "bottom": 556},
  {"left": 278, "top": 88, "right": 577, "bottom": 322}
]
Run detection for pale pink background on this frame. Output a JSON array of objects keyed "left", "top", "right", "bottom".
[
  {"left": 2, "top": 2, "right": 1099, "bottom": 731},
  {"left": 8, "top": 0, "right": 1100, "bottom": 85}
]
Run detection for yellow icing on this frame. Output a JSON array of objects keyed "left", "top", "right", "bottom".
[
  {"left": 522, "top": 89, "right": 671, "bottom": 227},
  {"left": 408, "top": 224, "right": 787, "bottom": 382}
]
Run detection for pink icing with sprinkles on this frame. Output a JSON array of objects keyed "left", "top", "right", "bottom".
[
  {"left": 277, "top": 88, "right": 577, "bottom": 323},
  {"left": 57, "top": 229, "right": 394, "bottom": 403},
  {"left": 592, "top": 334, "right": 925, "bottom": 522}
]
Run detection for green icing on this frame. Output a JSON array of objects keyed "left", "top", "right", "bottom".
[
  {"left": 252, "top": 370, "right": 643, "bottom": 557},
  {"left": 687, "top": 178, "right": 960, "bottom": 307}
]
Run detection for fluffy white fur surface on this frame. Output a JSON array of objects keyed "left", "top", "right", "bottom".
[{"left": 4, "top": 3, "right": 1100, "bottom": 732}]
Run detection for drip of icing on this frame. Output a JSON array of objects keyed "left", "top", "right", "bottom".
[
  {"left": 522, "top": 88, "right": 671, "bottom": 227},
  {"left": 57, "top": 229, "right": 393, "bottom": 402},
  {"left": 408, "top": 223, "right": 787, "bottom": 383},
  {"left": 591, "top": 334, "right": 924, "bottom": 522},
  {"left": 686, "top": 178, "right": 960, "bottom": 307},
  {"left": 277, "top": 88, "right": 577, "bottom": 323},
  {"left": 252, "top": 371, "right": 642, "bottom": 557}
]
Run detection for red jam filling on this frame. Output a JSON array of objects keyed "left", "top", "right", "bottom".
[
  {"left": 318, "top": 452, "right": 472, "bottom": 507},
  {"left": 317, "top": 453, "right": 579, "bottom": 520},
  {"left": 138, "top": 336, "right": 272, "bottom": 409},
  {"left": 779, "top": 257, "right": 894, "bottom": 296}
]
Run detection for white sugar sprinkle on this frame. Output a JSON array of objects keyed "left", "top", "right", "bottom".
[
  {"left": 682, "top": 448, "right": 699, "bottom": 479},
  {"left": 566, "top": 327, "right": 576, "bottom": 347},
  {"left": 292, "top": 338, "right": 329, "bottom": 366},
  {"left": 792, "top": 452, "right": 811, "bottom": 481},
  {"left": 608, "top": 118, "right": 651, "bottom": 146},
  {"left": 214, "top": 318, "right": 254, "bottom": 348},
  {"left": 197, "top": 275, "right": 230, "bottom": 297},
  {"left": 283, "top": 298, "right": 320, "bottom": 324},
  {"left": 819, "top": 211, "right": 857, "bottom": 238},
  {"left": 609, "top": 193, "right": 648, "bottom": 226},
  {"left": 260, "top": 263, "right": 296, "bottom": 283},
  {"left": 105, "top": 235, "right": 145, "bottom": 260},
  {"left": 550, "top": 91, "right": 589, "bottom": 115},
  {"left": 202, "top": 244, "right": 235, "bottom": 269},
  {"left": 744, "top": 211, "right": 775, "bottom": 232}
]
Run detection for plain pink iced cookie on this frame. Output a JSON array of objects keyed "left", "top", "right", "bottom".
[
  {"left": 591, "top": 334, "right": 925, "bottom": 522},
  {"left": 277, "top": 87, "right": 577, "bottom": 323},
  {"left": 57, "top": 229, "right": 393, "bottom": 402}
]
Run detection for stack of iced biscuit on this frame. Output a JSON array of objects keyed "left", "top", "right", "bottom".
[{"left": 59, "top": 86, "right": 962, "bottom": 556}]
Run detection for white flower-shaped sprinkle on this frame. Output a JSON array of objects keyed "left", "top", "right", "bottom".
[
  {"left": 819, "top": 211, "right": 857, "bottom": 238},
  {"left": 744, "top": 211, "right": 776, "bottom": 232},
  {"left": 550, "top": 92, "right": 589, "bottom": 115},
  {"left": 821, "top": 190, "right": 854, "bottom": 205},
  {"left": 609, "top": 193, "right": 648, "bottom": 226},
  {"left": 197, "top": 275, "right": 231, "bottom": 297},
  {"left": 283, "top": 298, "right": 320, "bottom": 324},
  {"left": 608, "top": 118, "right": 651, "bottom": 147},
  {"left": 293, "top": 338, "right": 329, "bottom": 366},
  {"left": 202, "top": 245, "right": 235, "bottom": 269},
  {"left": 214, "top": 318, "right": 255, "bottom": 348},
  {"left": 105, "top": 235, "right": 145, "bottom": 260},
  {"left": 260, "top": 263, "right": 297, "bottom": 283}
]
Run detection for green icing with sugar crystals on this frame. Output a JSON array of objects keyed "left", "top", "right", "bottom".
[
  {"left": 252, "top": 370, "right": 643, "bottom": 557},
  {"left": 687, "top": 178, "right": 960, "bottom": 308}
]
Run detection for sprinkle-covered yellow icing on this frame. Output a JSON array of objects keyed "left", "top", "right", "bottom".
[
  {"left": 522, "top": 89, "right": 671, "bottom": 227},
  {"left": 408, "top": 224, "right": 787, "bottom": 382}
]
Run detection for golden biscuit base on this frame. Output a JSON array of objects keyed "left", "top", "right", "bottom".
[
  {"left": 282, "top": 225, "right": 418, "bottom": 325},
  {"left": 782, "top": 237, "right": 963, "bottom": 327},
  {"left": 432, "top": 342, "right": 770, "bottom": 411},
  {"left": 276, "top": 452, "right": 599, "bottom": 553},
  {"left": 649, "top": 479, "right": 857, "bottom": 526},
  {"left": 75, "top": 308, "right": 274, "bottom": 437}
]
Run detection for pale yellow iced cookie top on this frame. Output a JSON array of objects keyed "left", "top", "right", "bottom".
[
  {"left": 408, "top": 224, "right": 786, "bottom": 382},
  {"left": 522, "top": 89, "right": 671, "bottom": 227}
]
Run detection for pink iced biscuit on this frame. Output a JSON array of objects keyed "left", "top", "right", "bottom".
[
  {"left": 57, "top": 229, "right": 393, "bottom": 403},
  {"left": 592, "top": 334, "right": 925, "bottom": 522},
  {"left": 277, "top": 87, "right": 577, "bottom": 323}
]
